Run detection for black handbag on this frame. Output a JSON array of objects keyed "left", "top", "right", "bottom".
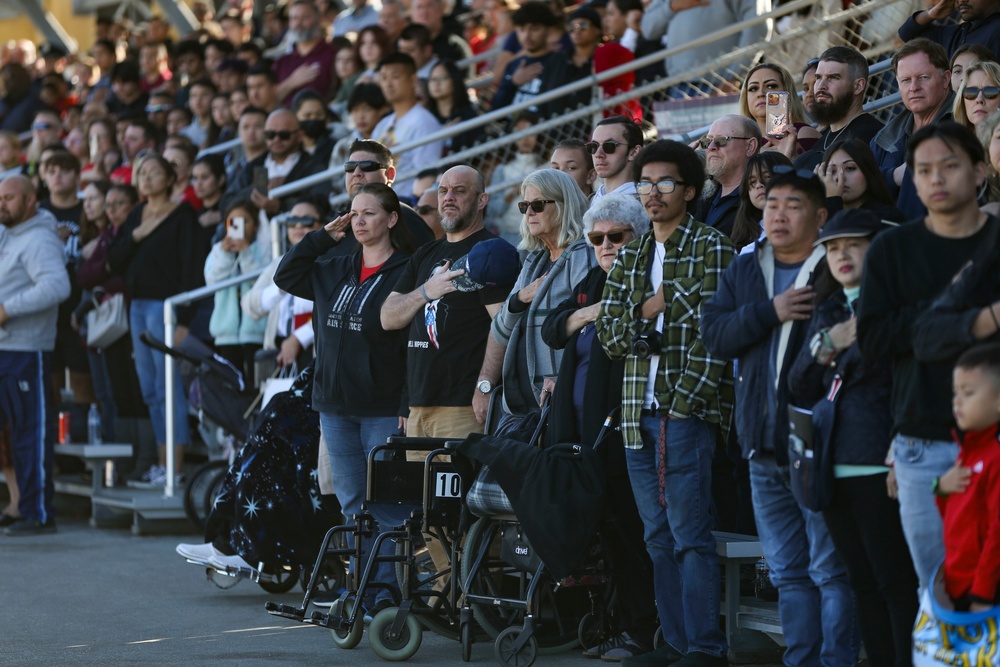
[{"left": 787, "top": 375, "right": 842, "bottom": 512}]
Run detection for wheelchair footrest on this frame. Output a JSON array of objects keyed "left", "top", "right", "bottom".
[
  {"left": 308, "top": 610, "right": 351, "bottom": 630},
  {"left": 264, "top": 602, "right": 306, "bottom": 621}
]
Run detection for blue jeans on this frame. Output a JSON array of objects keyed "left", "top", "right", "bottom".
[
  {"left": 319, "top": 412, "right": 406, "bottom": 605},
  {"left": 129, "top": 299, "right": 190, "bottom": 446},
  {"left": 750, "top": 458, "right": 855, "bottom": 667},
  {"left": 891, "top": 435, "right": 958, "bottom": 593},
  {"left": 627, "top": 415, "right": 726, "bottom": 657}
]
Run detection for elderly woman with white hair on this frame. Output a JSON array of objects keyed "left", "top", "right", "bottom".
[
  {"left": 479, "top": 168, "right": 597, "bottom": 420},
  {"left": 540, "top": 193, "right": 659, "bottom": 659}
]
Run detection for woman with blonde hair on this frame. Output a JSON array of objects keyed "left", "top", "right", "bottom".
[
  {"left": 739, "top": 62, "right": 821, "bottom": 157},
  {"left": 979, "top": 110, "right": 1000, "bottom": 215},
  {"left": 954, "top": 60, "right": 1000, "bottom": 129}
]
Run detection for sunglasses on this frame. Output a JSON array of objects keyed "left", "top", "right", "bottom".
[
  {"left": 285, "top": 215, "right": 321, "bottom": 227},
  {"left": 636, "top": 179, "right": 686, "bottom": 195},
  {"left": 587, "top": 230, "right": 628, "bottom": 246},
  {"left": 416, "top": 204, "right": 437, "bottom": 215},
  {"left": 264, "top": 130, "right": 295, "bottom": 140},
  {"left": 698, "top": 135, "right": 751, "bottom": 149},
  {"left": 145, "top": 104, "right": 174, "bottom": 113},
  {"left": 772, "top": 164, "right": 822, "bottom": 181},
  {"left": 585, "top": 140, "right": 627, "bottom": 155},
  {"left": 568, "top": 21, "right": 594, "bottom": 31},
  {"left": 33, "top": 122, "right": 56, "bottom": 131},
  {"left": 962, "top": 86, "right": 1000, "bottom": 101},
  {"left": 343, "top": 160, "right": 387, "bottom": 173},
  {"left": 517, "top": 199, "right": 556, "bottom": 214}
]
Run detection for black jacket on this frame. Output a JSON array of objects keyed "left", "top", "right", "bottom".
[
  {"left": 221, "top": 151, "right": 327, "bottom": 216},
  {"left": 274, "top": 229, "right": 410, "bottom": 417},
  {"left": 787, "top": 291, "right": 893, "bottom": 466}
]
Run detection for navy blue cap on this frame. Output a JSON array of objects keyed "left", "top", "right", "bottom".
[
  {"left": 451, "top": 238, "right": 521, "bottom": 292},
  {"left": 815, "top": 208, "right": 896, "bottom": 246}
]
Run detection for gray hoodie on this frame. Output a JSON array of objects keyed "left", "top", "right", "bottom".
[{"left": 0, "top": 208, "right": 71, "bottom": 352}]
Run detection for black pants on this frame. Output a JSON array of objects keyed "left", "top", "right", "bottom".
[{"left": 822, "top": 473, "right": 919, "bottom": 667}]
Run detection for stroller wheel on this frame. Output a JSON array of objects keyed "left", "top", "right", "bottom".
[
  {"left": 329, "top": 598, "right": 364, "bottom": 649},
  {"left": 494, "top": 627, "right": 538, "bottom": 667},
  {"left": 184, "top": 460, "right": 228, "bottom": 531},
  {"left": 368, "top": 607, "right": 423, "bottom": 661},
  {"left": 258, "top": 564, "right": 301, "bottom": 594},
  {"left": 577, "top": 611, "right": 611, "bottom": 650}
]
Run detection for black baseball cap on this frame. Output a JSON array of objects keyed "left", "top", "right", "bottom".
[{"left": 815, "top": 209, "right": 895, "bottom": 246}]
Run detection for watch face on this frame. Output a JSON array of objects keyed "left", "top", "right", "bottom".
[{"left": 478, "top": 381, "right": 491, "bottom": 393}]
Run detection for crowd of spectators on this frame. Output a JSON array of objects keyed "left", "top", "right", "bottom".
[{"left": 1, "top": 1, "right": 1000, "bottom": 666}]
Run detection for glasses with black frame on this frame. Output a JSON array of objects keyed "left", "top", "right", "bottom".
[
  {"left": 517, "top": 199, "right": 556, "bottom": 214},
  {"left": 587, "top": 229, "right": 630, "bottom": 246},
  {"left": 264, "top": 130, "right": 296, "bottom": 141},
  {"left": 585, "top": 140, "right": 628, "bottom": 155},
  {"left": 343, "top": 160, "right": 388, "bottom": 173},
  {"left": 636, "top": 179, "right": 686, "bottom": 195},
  {"left": 697, "top": 135, "right": 751, "bottom": 149}
]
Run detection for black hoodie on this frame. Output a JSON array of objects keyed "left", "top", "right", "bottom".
[{"left": 274, "top": 229, "right": 410, "bottom": 417}]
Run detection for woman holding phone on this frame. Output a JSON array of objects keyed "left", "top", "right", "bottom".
[
  {"left": 274, "top": 182, "right": 416, "bottom": 616},
  {"left": 739, "top": 63, "right": 821, "bottom": 157}
]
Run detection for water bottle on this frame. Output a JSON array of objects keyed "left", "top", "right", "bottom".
[{"left": 87, "top": 404, "right": 102, "bottom": 445}]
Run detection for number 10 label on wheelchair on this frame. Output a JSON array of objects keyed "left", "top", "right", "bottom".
[{"left": 435, "top": 472, "right": 462, "bottom": 498}]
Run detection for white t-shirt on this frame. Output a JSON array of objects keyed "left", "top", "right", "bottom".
[{"left": 372, "top": 105, "right": 444, "bottom": 201}]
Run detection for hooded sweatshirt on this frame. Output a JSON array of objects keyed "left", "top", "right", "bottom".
[{"left": 0, "top": 208, "right": 71, "bottom": 352}]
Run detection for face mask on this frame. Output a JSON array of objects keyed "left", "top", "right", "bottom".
[{"left": 299, "top": 119, "right": 327, "bottom": 139}]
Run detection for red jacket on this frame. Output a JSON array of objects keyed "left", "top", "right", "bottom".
[{"left": 938, "top": 423, "right": 1000, "bottom": 604}]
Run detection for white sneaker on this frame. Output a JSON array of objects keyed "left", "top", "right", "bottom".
[
  {"left": 176, "top": 542, "right": 222, "bottom": 566},
  {"left": 208, "top": 552, "right": 258, "bottom": 574}
]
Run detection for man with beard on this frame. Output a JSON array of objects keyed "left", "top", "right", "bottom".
[
  {"left": 694, "top": 114, "right": 761, "bottom": 238},
  {"left": 794, "top": 46, "right": 884, "bottom": 171},
  {"left": 381, "top": 165, "right": 515, "bottom": 438},
  {"left": 274, "top": 0, "right": 338, "bottom": 106}
]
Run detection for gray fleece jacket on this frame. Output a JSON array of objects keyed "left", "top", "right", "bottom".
[{"left": 0, "top": 208, "right": 71, "bottom": 352}]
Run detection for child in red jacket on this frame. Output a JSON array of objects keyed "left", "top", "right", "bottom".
[{"left": 935, "top": 342, "right": 1000, "bottom": 611}]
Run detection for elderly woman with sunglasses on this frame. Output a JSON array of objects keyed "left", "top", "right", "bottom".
[
  {"left": 540, "top": 194, "right": 659, "bottom": 658},
  {"left": 954, "top": 61, "right": 1000, "bottom": 129},
  {"left": 477, "top": 168, "right": 598, "bottom": 421}
]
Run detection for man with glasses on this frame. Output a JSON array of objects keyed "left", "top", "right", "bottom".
[
  {"left": 372, "top": 53, "right": 444, "bottom": 202},
  {"left": 596, "top": 140, "right": 735, "bottom": 667},
  {"left": 703, "top": 166, "right": 855, "bottom": 667},
  {"left": 870, "top": 38, "right": 954, "bottom": 220},
  {"left": 222, "top": 108, "right": 325, "bottom": 217},
  {"left": 590, "top": 115, "right": 643, "bottom": 202},
  {"left": 694, "top": 114, "right": 760, "bottom": 238}
]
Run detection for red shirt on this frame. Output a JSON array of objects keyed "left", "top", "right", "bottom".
[
  {"left": 273, "top": 40, "right": 338, "bottom": 106},
  {"left": 938, "top": 423, "right": 1000, "bottom": 603},
  {"left": 359, "top": 260, "right": 384, "bottom": 283}
]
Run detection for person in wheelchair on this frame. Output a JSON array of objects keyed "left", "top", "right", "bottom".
[
  {"left": 274, "top": 182, "right": 416, "bottom": 615},
  {"left": 540, "top": 194, "right": 659, "bottom": 661}
]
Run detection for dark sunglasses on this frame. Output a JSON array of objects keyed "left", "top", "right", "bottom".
[
  {"left": 587, "top": 230, "right": 628, "bottom": 246},
  {"left": 698, "top": 135, "right": 751, "bottom": 149},
  {"left": 962, "top": 86, "right": 1000, "bottom": 101},
  {"left": 636, "top": 179, "right": 686, "bottom": 195},
  {"left": 585, "top": 140, "right": 627, "bottom": 155},
  {"left": 343, "top": 160, "right": 388, "bottom": 173},
  {"left": 416, "top": 204, "right": 437, "bottom": 215},
  {"left": 772, "top": 164, "right": 822, "bottom": 181},
  {"left": 517, "top": 199, "right": 556, "bottom": 214},
  {"left": 285, "top": 215, "right": 321, "bottom": 227},
  {"left": 264, "top": 130, "right": 295, "bottom": 140}
]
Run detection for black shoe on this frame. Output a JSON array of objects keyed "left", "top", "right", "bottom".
[
  {"left": 672, "top": 652, "right": 728, "bottom": 667},
  {"left": 0, "top": 513, "right": 19, "bottom": 527},
  {"left": 621, "top": 643, "right": 685, "bottom": 666},
  {"left": 4, "top": 518, "right": 57, "bottom": 536}
]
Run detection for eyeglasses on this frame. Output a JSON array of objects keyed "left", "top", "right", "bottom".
[
  {"left": 264, "top": 130, "right": 295, "bottom": 140},
  {"left": 587, "top": 230, "right": 628, "bottom": 246},
  {"left": 962, "top": 86, "right": 1000, "bottom": 101},
  {"left": 636, "top": 179, "right": 686, "bottom": 195},
  {"left": 33, "top": 122, "right": 56, "bottom": 131},
  {"left": 568, "top": 21, "right": 594, "bottom": 31},
  {"left": 416, "top": 204, "right": 437, "bottom": 215},
  {"left": 145, "top": 104, "right": 173, "bottom": 113},
  {"left": 772, "top": 164, "right": 822, "bottom": 181},
  {"left": 517, "top": 199, "right": 556, "bottom": 214},
  {"left": 585, "top": 140, "right": 627, "bottom": 155},
  {"left": 698, "top": 135, "right": 751, "bottom": 149},
  {"left": 343, "top": 160, "right": 388, "bottom": 173}
]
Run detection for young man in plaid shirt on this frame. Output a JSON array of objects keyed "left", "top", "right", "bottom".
[{"left": 596, "top": 140, "right": 735, "bottom": 667}]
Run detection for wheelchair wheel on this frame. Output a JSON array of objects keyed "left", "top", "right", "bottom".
[
  {"left": 494, "top": 626, "right": 538, "bottom": 667},
  {"left": 459, "top": 517, "right": 584, "bottom": 654},
  {"left": 300, "top": 559, "right": 346, "bottom": 595},
  {"left": 368, "top": 607, "right": 423, "bottom": 661},
  {"left": 329, "top": 597, "right": 364, "bottom": 649},
  {"left": 258, "top": 564, "right": 301, "bottom": 594},
  {"left": 394, "top": 532, "right": 462, "bottom": 640},
  {"left": 183, "top": 460, "right": 228, "bottom": 531},
  {"left": 578, "top": 611, "right": 612, "bottom": 650}
]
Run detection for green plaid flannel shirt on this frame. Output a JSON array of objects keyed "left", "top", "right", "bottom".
[{"left": 596, "top": 214, "right": 735, "bottom": 449}]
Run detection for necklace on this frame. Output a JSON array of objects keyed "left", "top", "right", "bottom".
[{"left": 821, "top": 123, "right": 848, "bottom": 152}]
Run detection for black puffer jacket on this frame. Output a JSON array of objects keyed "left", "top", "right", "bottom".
[{"left": 788, "top": 291, "right": 893, "bottom": 466}]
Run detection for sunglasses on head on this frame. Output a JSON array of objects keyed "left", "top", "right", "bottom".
[
  {"left": 344, "top": 160, "right": 387, "bottom": 173},
  {"left": 416, "top": 204, "right": 437, "bottom": 215},
  {"left": 517, "top": 199, "right": 556, "bottom": 214},
  {"left": 585, "top": 140, "right": 627, "bottom": 155},
  {"left": 962, "top": 86, "right": 1000, "bottom": 101},
  {"left": 587, "top": 230, "right": 628, "bottom": 246},
  {"left": 698, "top": 135, "right": 751, "bottom": 149},
  {"left": 264, "top": 130, "right": 295, "bottom": 140},
  {"left": 636, "top": 179, "right": 686, "bottom": 195}
]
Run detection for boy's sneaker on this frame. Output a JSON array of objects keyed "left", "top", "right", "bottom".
[
  {"left": 4, "top": 518, "right": 58, "bottom": 536},
  {"left": 176, "top": 542, "right": 222, "bottom": 566},
  {"left": 128, "top": 464, "right": 166, "bottom": 488},
  {"left": 583, "top": 631, "right": 650, "bottom": 661}
]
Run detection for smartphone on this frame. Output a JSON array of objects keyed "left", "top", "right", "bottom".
[
  {"left": 252, "top": 167, "right": 268, "bottom": 193},
  {"left": 766, "top": 92, "right": 790, "bottom": 138},
  {"left": 227, "top": 216, "right": 246, "bottom": 241}
]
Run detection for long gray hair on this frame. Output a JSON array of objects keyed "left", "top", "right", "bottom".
[{"left": 518, "top": 168, "right": 588, "bottom": 252}]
